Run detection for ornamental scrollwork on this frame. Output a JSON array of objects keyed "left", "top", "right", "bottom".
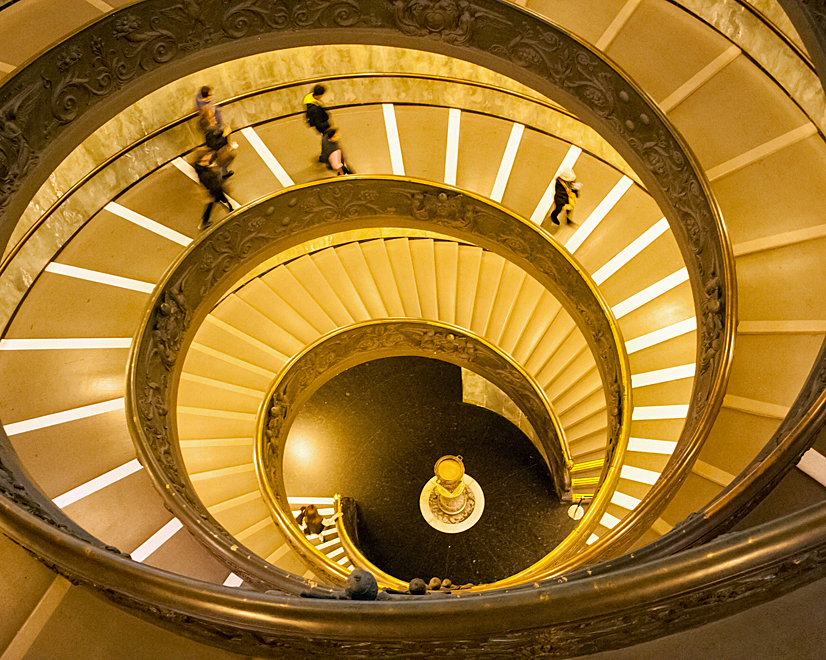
[
  {"left": 388, "top": 0, "right": 505, "bottom": 45},
  {"left": 197, "top": 216, "right": 280, "bottom": 296},
  {"left": 0, "top": 82, "right": 41, "bottom": 211},
  {"left": 223, "top": 0, "right": 364, "bottom": 39}
]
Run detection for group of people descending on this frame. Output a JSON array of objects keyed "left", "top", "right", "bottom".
[
  {"left": 547, "top": 166, "right": 583, "bottom": 226},
  {"left": 303, "top": 84, "right": 353, "bottom": 175},
  {"left": 192, "top": 82, "right": 578, "bottom": 231},
  {"left": 193, "top": 85, "right": 237, "bottom": 229}
]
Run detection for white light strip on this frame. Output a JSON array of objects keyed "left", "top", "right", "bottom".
[
  {"left": 530, "top": 146, "right": 581, "bottom": 224},
  {"left": 798, "top": 449, "right": 826, "bottom": 488},
  {"left": 53, "top": 459, "right": 143, "bottom": 508},
  {"left": 382, "top": 104, "right": 405, "bottom": 175},
  {"left": 287, "top": 496, "right": 337, "bottom": 505},
  {"left": 566, "top": 176, "right": 633, "bottom": 253},
  {"left": 592, "top": 218, "right": 669, "bottom": 285},
  {"left": 628, "top": 437, "right": 677, "bottom": 455},
  {"left": 327, "top": 546, "right": 345, "bottom": 559},
  {"left": 445, "top": 108, "right": 461, "bottom": 186},
  {"left": 105, "top": 202, "right": 191, "bottom": 246},
  {"left": 632, "top": 405, "right": 689, "bottom": 420},
  {"left": 0, "top": 60, "right": 15, "bottom": 74},
  {"left": 631, "top": 363, "right": 695, "bottom": 388},
  {"left": 131, "top": 518, "right": 183, "bottom": 563},
  {"left": 612, "top": 267, "right": 689, "bottom": 319},
  {"left": 317, "top": 538, "right": 340, "bottom": 551},
  {"left": 490, "top": 123, "right": 524, "bottom": 202},
  {"left": 625, "top": 317, "right": 697, "bottom": 354},
  {"left": 586, "top": 533, "right": 599, "bottom": 545},
  {"left": 3, "top": 397, "right": 125, "bottom": 436},
  {"left": 621, "top": 465, "right": 660, "bottom": 485},
  {"left": 45, "top": 262, "right": 155, "bottom": 294},
  {"left": 240, "top": 127, "right": 295, "bottom": 187},
  {"left": 611, "top": 491, "right": 641, "bottom": 510},
  {"left": 173, "top": 158, "right": 239, "bottom": 209},
  {"left": 0, "top": 337, "right": 131, "bottom": 350},
  {"left": 223, "top": 573, "right": 244, "bottom": 587},
  {"left": 600, "top": 512, "right": 621, "bottom": 529}
]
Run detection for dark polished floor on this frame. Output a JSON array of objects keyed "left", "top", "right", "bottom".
[{"left": 283, "top": 357, "right": 575, "bottom": 585}]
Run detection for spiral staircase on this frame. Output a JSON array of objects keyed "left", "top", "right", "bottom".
[{"left": 2, "top": 0, "right": 826, "bottom": 657}]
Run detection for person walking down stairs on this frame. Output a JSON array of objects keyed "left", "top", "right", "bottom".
[
  {"left": 320, "top": 128, "right": 353, "bottom": 176},
  {"left": 193, "top": 149, "right": 232, "bottom": 230},
  {"left": 548, "top": 167, "right": 582, "bottom": 225},
  {"left": 304, "top": 84, "right": 331, "bottom": 135}
]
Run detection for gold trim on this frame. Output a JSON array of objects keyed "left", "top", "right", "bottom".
[{"left": 334, "top": 495, "right": 409, "bottom": 590}]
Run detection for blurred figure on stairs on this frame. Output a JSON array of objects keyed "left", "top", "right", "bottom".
[{"left": 548, "top": 167, "right": 582, "bottom": 225}]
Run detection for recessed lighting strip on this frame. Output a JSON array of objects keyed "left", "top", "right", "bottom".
[
  {"left": 223, "top": 573, "right": 244, "bottom": 587},
  {"left": 105, "top": 202, "right": 191, "bottom": 246},
  {"left": 530, "top": 146, "right": 581, "bottom": 224},
  {"left": 382, "top": 104, "right": 405, "bottom": 175},
  {"left": 3, "top": 397, "right": 125, "bottom": 436},
  {"left": 625, "top": 317, "right": 696, "bottom": 354},
  {"left": 566, "top": 176, "right": 633, "bottom": 254},
  {"left": 612, "top": 267, "right": 689, "bottom": 319},
  {"left": 490, "top": 123, "right": 524, "bottom": 203},
  {"left": 631, "top": 405, "right": 689, "bottom": 420},
  {"left": 628, "top": 437, "right": 677, "bottom": 455},
  {"left": 620, "top": 465, "right": 660, "bottom": 485},
  {"left": 445, "top": 108, "right": 461, "bottom": 186},
  {"left": 798, "top": 449, "right": 826, "bottom": 488},
  {"left": 592, "top": 217, "right": 669, "bottom": 285},
  {"left": 45, "top": 262, "right": 155, "bottom": 294},
  {"left": 131, "top": 518, "right": 183, "bottom": 563},
  {"left": 611, "top": 491, "right": 641, "bottom": 510},
  {"left": 240, "top": 127, "right": 295, "bottom": 187},
  {"left": 52, "top": 458, "right": 143, "bottom": 508},
  {"left": 631, "top": 363, "right": 696, "bottom": 388},
  {"left": 0, "top": 338, "right": 131, "bottom": 350}
]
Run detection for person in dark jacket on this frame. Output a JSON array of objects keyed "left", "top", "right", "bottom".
[
  {"left": 193, "top": 149, "right": 232, "bottom": 229},
  {"left": 304, "top": 84, "right": 330, "bottom": 134},
  {"left": 548, "top": 167, "right": 582, "bottom": 225}
]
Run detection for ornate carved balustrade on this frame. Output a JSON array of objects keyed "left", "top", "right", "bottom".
[
  {"left": 0, "top": 0, "right": 735, "bottom": 560},
  {"left": 128, "top": 177, "right": 629, "bottom": 585}
]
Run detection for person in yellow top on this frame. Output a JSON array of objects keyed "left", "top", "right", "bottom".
[
  {"left": 304, "top": 84, "right": 331, "bottom": 134},
  {"left": 549, "top": 167, "right": 583, "bottom": 225}
]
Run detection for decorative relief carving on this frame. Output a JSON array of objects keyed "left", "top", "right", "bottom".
[
  {"left": 223, "top": 0, "right": 365, "bottom": 38},
  {"left": 0, "top": 83, "right": 41, "bottom": 211},
  {"left": 388, "top": 0, "right": 503, "bottom": 45}
]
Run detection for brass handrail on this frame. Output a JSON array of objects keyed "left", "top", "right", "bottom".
[{"left": 334, "top": 494, "right": 409, "bottom": 590}]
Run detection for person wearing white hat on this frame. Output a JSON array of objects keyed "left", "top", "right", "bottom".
[{"left": 548, "top": 167, "right": 582, "bottom": 225}]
